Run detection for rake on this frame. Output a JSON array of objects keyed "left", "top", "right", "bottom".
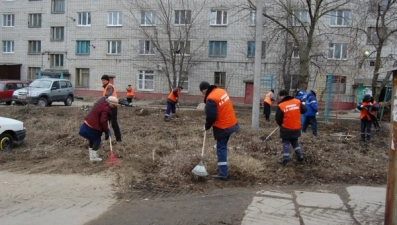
[
  {"left": 192, "top": 130, "right": 208, "bottom": 177},
  {"left": 105, "top": 122, "right": 119, "bottom": 167},
  {"left": 263, "top": 127, "right": 279, "bottom": 144}
]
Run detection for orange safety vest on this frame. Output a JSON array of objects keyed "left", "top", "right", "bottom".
[
  {"left": 103, "top": 83, "right": 117, "bottom": 98},
  {"left": 168, "top": 88, "right": 181, "bottom": 102},
  {"left": 264, "top": 92, "right": 274, "bottom": 105},
  {"left": 278, "top": 98, "right": 301, "bottom": 130},
  {"left": 360, "top": 101, "right": 377, "bottom": 120},
  {"left": 126, "top": 87, "right": 134, "bottom": 97},
  {"left": 205, "top": 88, "right": 237, "bottom": 129}
]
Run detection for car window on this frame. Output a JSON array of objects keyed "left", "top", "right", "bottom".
[
  {"left": 60, "top": 81, "right": 67, "bottom": 89},
  {"left": 52, "top": 81, "right": 60, "bottom": 89},
  {"left": 5, "top": 84, "right": 14, "bottom": 90},
  {"left": 15, "top": 83, "right": 25, "bottom": 89},
  {"left": 30, "top": 80, "right": 52, "bottom": 88},
  {"left": 0, "top": 84, "right": 5, "bottom": 90},
  {"left": 67, "top": 81, "right": 72, "bottom": 88}
]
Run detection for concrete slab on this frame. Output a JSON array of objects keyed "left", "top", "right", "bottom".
[
  {"left": 295, "top": 191, "right": 346, "bottom": 209},
  {"left": 347, "top": 186, "right": 385, "bottom": 224},
  {"left": 299, "top": 207, "right": 354, "bottom": 225},
  {"left": 256, "top": 190, "right": 293, "bottom": 199}
]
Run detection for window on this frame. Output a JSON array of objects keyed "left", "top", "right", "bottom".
[
  {"left": 3, "top": 41, "right": 14, "bottom": 53},
  {"left": 138, "top": 70, "right": 154, "bottom": 91},
  {"left": 139, "top": 40, "right": 155, "bottom": 55},
  {"left": 175, "top": 10, "right": 191, "bottom": 25},
  {"left": 28, "top": 40, "right": 41, "bottom": 54},
  {"left": 75, "top": 68, "right": 89, "bottom": 88},
  {"left": 330, "top": 10, "right": 350, "bottom": 26},
  {"left": 210, "top": 10, "right": 227, "bottom": 25},
  {"left": 28, "top": 67, "right": 40, "bottom": 80},
  {"left": 78, "top": 12, "right": 91, "bottom": 26},
  {"left": 141, "top": 11, "right": 155, "bottom": 26},
  {"left": 214, "top": 72, "right": 226, "bottom": 88},
  {"left": 178, "top": 75, "right": 189, "bottom": 92},
  {"left": 291, "top": 10, "right": 309, "bottom": 26},
  {"left": 52, "top": 0, "right": 65, "bottom": 13},
  {"left": 76, "top": 40, "right": 90, "bottom": 55},
  {"left": 50, "top": 54, "right": 64, "bottom": 67},
  {"left": 287, "top": 42, "right": 299, "bottom": 58},
  {"left": 289, "top": 75, "right": 301, "bottom": 90},
  {"left": 107, "top": 40, "right": 121, "bottom": 54},
  {"left": 249, "top": 10, "right": 266, "bottom": 26},
  {"left": 108, "top": 11, "right": 122, "bottom": 26},
  {"left": 326, "top": 75, "right": 346, "bottom": 94},
  {"left": 247, "top": 41, "right": 266, "bottom": 58},
  {"left": 367, "top": 27, "right": 379, "bottom": 44},
  {"left": 209, "top": 41, "right": 227, "bottom": 57},
  {"left": 51, "top": 27, "right": 64, "bottom": 41},
  {"left": 328, "top": 43, "right": 347, "bottom": 60},
  {"left": 28, "top": 14, "right": 41, "bottom": 28},
  {"left": 174, "top": 41, "right": 190, "bottom": 55},
  {"left": 370, "top": 0, "right": 388, "bottom": 11},
  {"left": 2, "top": 14, "right": 14, "bottom": 27}
]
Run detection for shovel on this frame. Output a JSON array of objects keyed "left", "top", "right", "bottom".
[
  {"left": 192, "top": 130, "right": 208, "bottom": 177},
  {"left": 263, "top": 127, "right": 279, "bottom": 144}
]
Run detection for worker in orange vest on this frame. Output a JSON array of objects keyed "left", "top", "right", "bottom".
[
  {"left": 164, "top": 86, "right": 183, "bottom": 121},
  {"left": 126, "top": 84, "right": 135, "bottom": 106},
  {"left": 101, "top": 75, "right": 122, "bottom": 142},
  {"left": 263, "top": 89, "right": 275, "bottom": 121},
  {"left": 357, "top": 94, "right": 380, "bottom": 141}
]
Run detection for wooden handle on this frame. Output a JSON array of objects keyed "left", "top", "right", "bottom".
[
  {"left": 201, "top": 130, "right": 206, "bottom": 158},
  {"left": 108, "top": 121, "right": 113, "bottom": 152}
]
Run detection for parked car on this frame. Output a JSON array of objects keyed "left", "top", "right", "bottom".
[
  {"left": 13, "top": 78, "right": 74, "bottom": 107},
  {"left": 0, "top": 80, "right": 29, "bottom": 105},
  {"left": 0, "top": 117, "right": 26, "bottom": 150}
]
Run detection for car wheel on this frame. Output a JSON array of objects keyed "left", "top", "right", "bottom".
[
  {"left": 64, "top": 96, "right": 73, "bottom": 106},
  {"left": 0, "top": 133, "right": 13, "bottom": 151},
  {"left": 5, "top": 101, "right": 12, "bottom": 105},
  {"left": 38, "top": 97, "right": 48, "bottom": 107}
]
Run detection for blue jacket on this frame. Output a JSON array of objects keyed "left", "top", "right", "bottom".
[
  {"left": 295, "top": 90, "right": 307, "bottom": 102},
  {"left": 305, "top": 90, "right": 318, "bottom": 116}
]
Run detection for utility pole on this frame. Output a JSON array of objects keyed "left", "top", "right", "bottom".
[{"left": 251, "top": 0, "right": 263, "bottom": 128}]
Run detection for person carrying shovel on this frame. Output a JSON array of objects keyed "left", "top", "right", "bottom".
[
  {"left": 357, "top": 94, "right": 379, "bottom": 141},
  {"left": 78, "top": 96, "right": 119, "bottom": 162},
  {"left": 199, "top": 81, "right": 240, "bottom": 181}
]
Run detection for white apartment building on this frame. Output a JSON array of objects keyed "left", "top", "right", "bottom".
[{"left": 1, "top": 0, "right": 396, "bottom": 108}]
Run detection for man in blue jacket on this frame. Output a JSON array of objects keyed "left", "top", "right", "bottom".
[
  {"left": 294, "top": 89, "right": 307, "bottom": 126},
  {"left": 302, "top": 90, "right": 318, "bottom": 136}
]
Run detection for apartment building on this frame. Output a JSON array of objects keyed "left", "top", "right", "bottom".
[{"left": 1, "top": 0, "right": 396, "bottom": 107}]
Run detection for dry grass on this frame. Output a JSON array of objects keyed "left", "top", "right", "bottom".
[{"left": 0, "top": 104, "right": 388, "bottom": 195}]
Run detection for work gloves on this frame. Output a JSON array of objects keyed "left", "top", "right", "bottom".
[{"left": 108, "top": 130, "right": 112, "bottom": 136}]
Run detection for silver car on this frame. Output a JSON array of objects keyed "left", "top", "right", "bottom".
[{"left": 12, "top": 78, "right": 74, "bottom": 107}]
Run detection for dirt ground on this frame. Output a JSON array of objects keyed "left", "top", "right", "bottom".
[{"left": 0, "top": 103, "right": 389, "bottom": 198}]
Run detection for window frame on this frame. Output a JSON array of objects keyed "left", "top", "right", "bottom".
[
  {"left": 367, "top": 27, "right": 380, "bottom": 44},
  {"left": 214, "top": 72, "right": 226, "bottom": 88},
  {"left": 28, "top": 40, "right": 41, "bottom": 54},
  {"left": 329, "top": 10, "right": 350, "bottom": 27},
  {"left": 76, "top": 40, "right": 90, "bottom": 55},
  {"left": 140, "top": 11, "right": 156, "bottom": 26},
  {"left": 208, "top": 41, "right": 227, "bottom": 57},
  {"left": 287, "top": 42, "right": 300, "bottom": 58},
  {"left": 291, "top": 10, "right": 309, "bottom": 27},
  {"left": 108, "top": 11, "right": 122, "bottom": 26},
  {"left": 50, "top": 54, "right": 64, "bottom": 67},
  {"left": 328, "top": 43, "right": 348, "bottom": 60},
  {"left": 51, "top": 0, "right": 65, "bottom": 14},
  {"left": 77, "top": 12, "right": 91, "bottom": 26},
  {"left": 173, "top": 40, "right": 190, "bottom": 55},
  {"left": 28, "top": 67, "right": 41, "bottom": 80},
  {"left": 210, "top": 10, "right": 228, "bottom": 26},
  {"left": 326, "top": 75, "right": 346, "bottom": 94},
  {"left": 2, "top": 14, "right": 15, "bottom": 27},
  {"left": 28, "top": 13, "right": 42, "bottom": 28},
  {"left": 138, "top": 70, "right": 155, "bottom": 91},
  {"left": 75, "top": 68, "right": 90, "bottom": 88},
  {"left": 3, "top": 40, "right": 14, "bottom": 53},
  {"left": 51, "top": 26, "right": 64, "bottom": 41},
  {"left": 249, "top": 10, "right": 266, "bottom": 26},
  {"left": 139, "top": 40, "right": 155, "bottom": 55},
  {"left": 107, "top": 40, "right": 121, "bottom": 55},
  {"left": 174, "top": 10, "right": 191, "bottom": 25},
  {"left": 247, "top": 41, "right": 266, "bottom": 58}
]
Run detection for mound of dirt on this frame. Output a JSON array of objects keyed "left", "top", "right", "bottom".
[{"left": 0, "top": 105, "right": 388, "bottom": 197}]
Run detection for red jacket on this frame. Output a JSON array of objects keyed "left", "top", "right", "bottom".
[{"left": 84, "top": 97, "right": 111, "bottom": 133}]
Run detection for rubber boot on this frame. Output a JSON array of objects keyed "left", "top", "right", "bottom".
[{"left": 90, "top": 144, "right": 102, "bottom": 162}]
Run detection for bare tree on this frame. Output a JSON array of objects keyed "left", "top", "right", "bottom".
[
  {"left": 247, "top": 0, "right": 350, "bottom": 90},
  {"left": 121, "top": 0, "right": 207, "bottom": 91}
]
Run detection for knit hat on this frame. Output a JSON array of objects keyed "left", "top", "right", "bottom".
[
  {"left": 279, "top": 89, "right": 289, "bottom": 97},
  {"left": 199, "top": 81, "right": 210, "bottom": 91},
  {"left": 107, "top": 96, "right": 118, "bottom": 105},
  {"left": 363, "top": 94, "right": 371, "bottom": 102},
  {"left": 101, "top": 75, "right": 110, "bottom": 81},
  {"left": 271, "top": 89, "right": 274, "bottom": 93}
]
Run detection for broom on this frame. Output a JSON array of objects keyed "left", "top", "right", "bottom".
[
  {"left": 105, "top": 123, "right": 119, "bottom": 167},
  {"left": 192, "top": 130, "right": 208, "bottom": 176}
]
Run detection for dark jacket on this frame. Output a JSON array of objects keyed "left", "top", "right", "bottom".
[
  {"left": 275, "top": 96, "right": 307, "bottom": 139},
  {"left": 204, "top": 85, "right": 240, "bottom": 140},
  {"left": 305, "top": 90, "right": 318, "bottom": 116},
  {"left": 84, "top": 97, "right": 111, "bottom": 133}
]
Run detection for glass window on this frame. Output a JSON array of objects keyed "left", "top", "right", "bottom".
[
  {"left": 2, "top": 41, "right": 14, "bottom": 53},
  {"left": 210, "top": 10, "right": 227, "bottom": 25},
  {"left": 208, "top": 41, "right": 227, "bottom": 57},
  {"left": 52, "top": 0, "right": 65, "bottom": 13},
  {"left": 292, "top": 10, "right": 309, "bottom": 26},
  {"left": 50, "top": 54, "right": 64, "bottom": 67},
  {"left": 107, "top": 40, "right": 121, "bottom": 54},
  {"left": 75, "top": 68, "right": 90, "bottom": 88},
  {"left": 174, "top": 41, "right": 190, "bottom": 55},
  {"left": 326, "top": 75, "right": 346, "bottom": 94},
  {"left": 247, "top": 41, "right": 266, "bottom": 58},
  {"left": 28, "top": 14, "right": 42, "bottom": 28},
  {"left": 108, "top": 11, "right": 122, "bottom": 26},
  {"left": 287, "top": 42, "right": 299, "bottom": 58},
  {"left": 76, "top": 40, "right": 90, "bottom": 55},
  {"left": 249, "top": 10, "right": 266, "bottom": 26},
  {"left": 330, "top": 10, "right": 350, "bottom": 26},
  {"left": 175, "top": 10, "right": 191, "bottom": 25},
  {"left": 2, "top": 14, "right": 15, "bottom": 27},
  {"left": 28, "top": 40, "right": 41, "bottom": 54},
  {"left": 51, "top": 27, "right": 64, "bottom": 41},
  {"left": 328, "top": 43, "right": 348, "bottom": 60},
  {"left": 78, "top": 12, "right": 91, "bottom": 26},
  {"left": 138, "top": 70, "right": 154, "bottom": 91},
  {"left": 214, "top": 72, "right": 226, "bottom": 88},
  {"left": 141, "top": 11, "right": 155, "bottom": 26},
  {"left": 139, "top": 40, "right": 155, "bottom": 55},
  {"left": 28, "top": 67, "right": 40, "bottom": 80},
  {"left": 367, "top": 27, "right": 380, "bottom": 44}
]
